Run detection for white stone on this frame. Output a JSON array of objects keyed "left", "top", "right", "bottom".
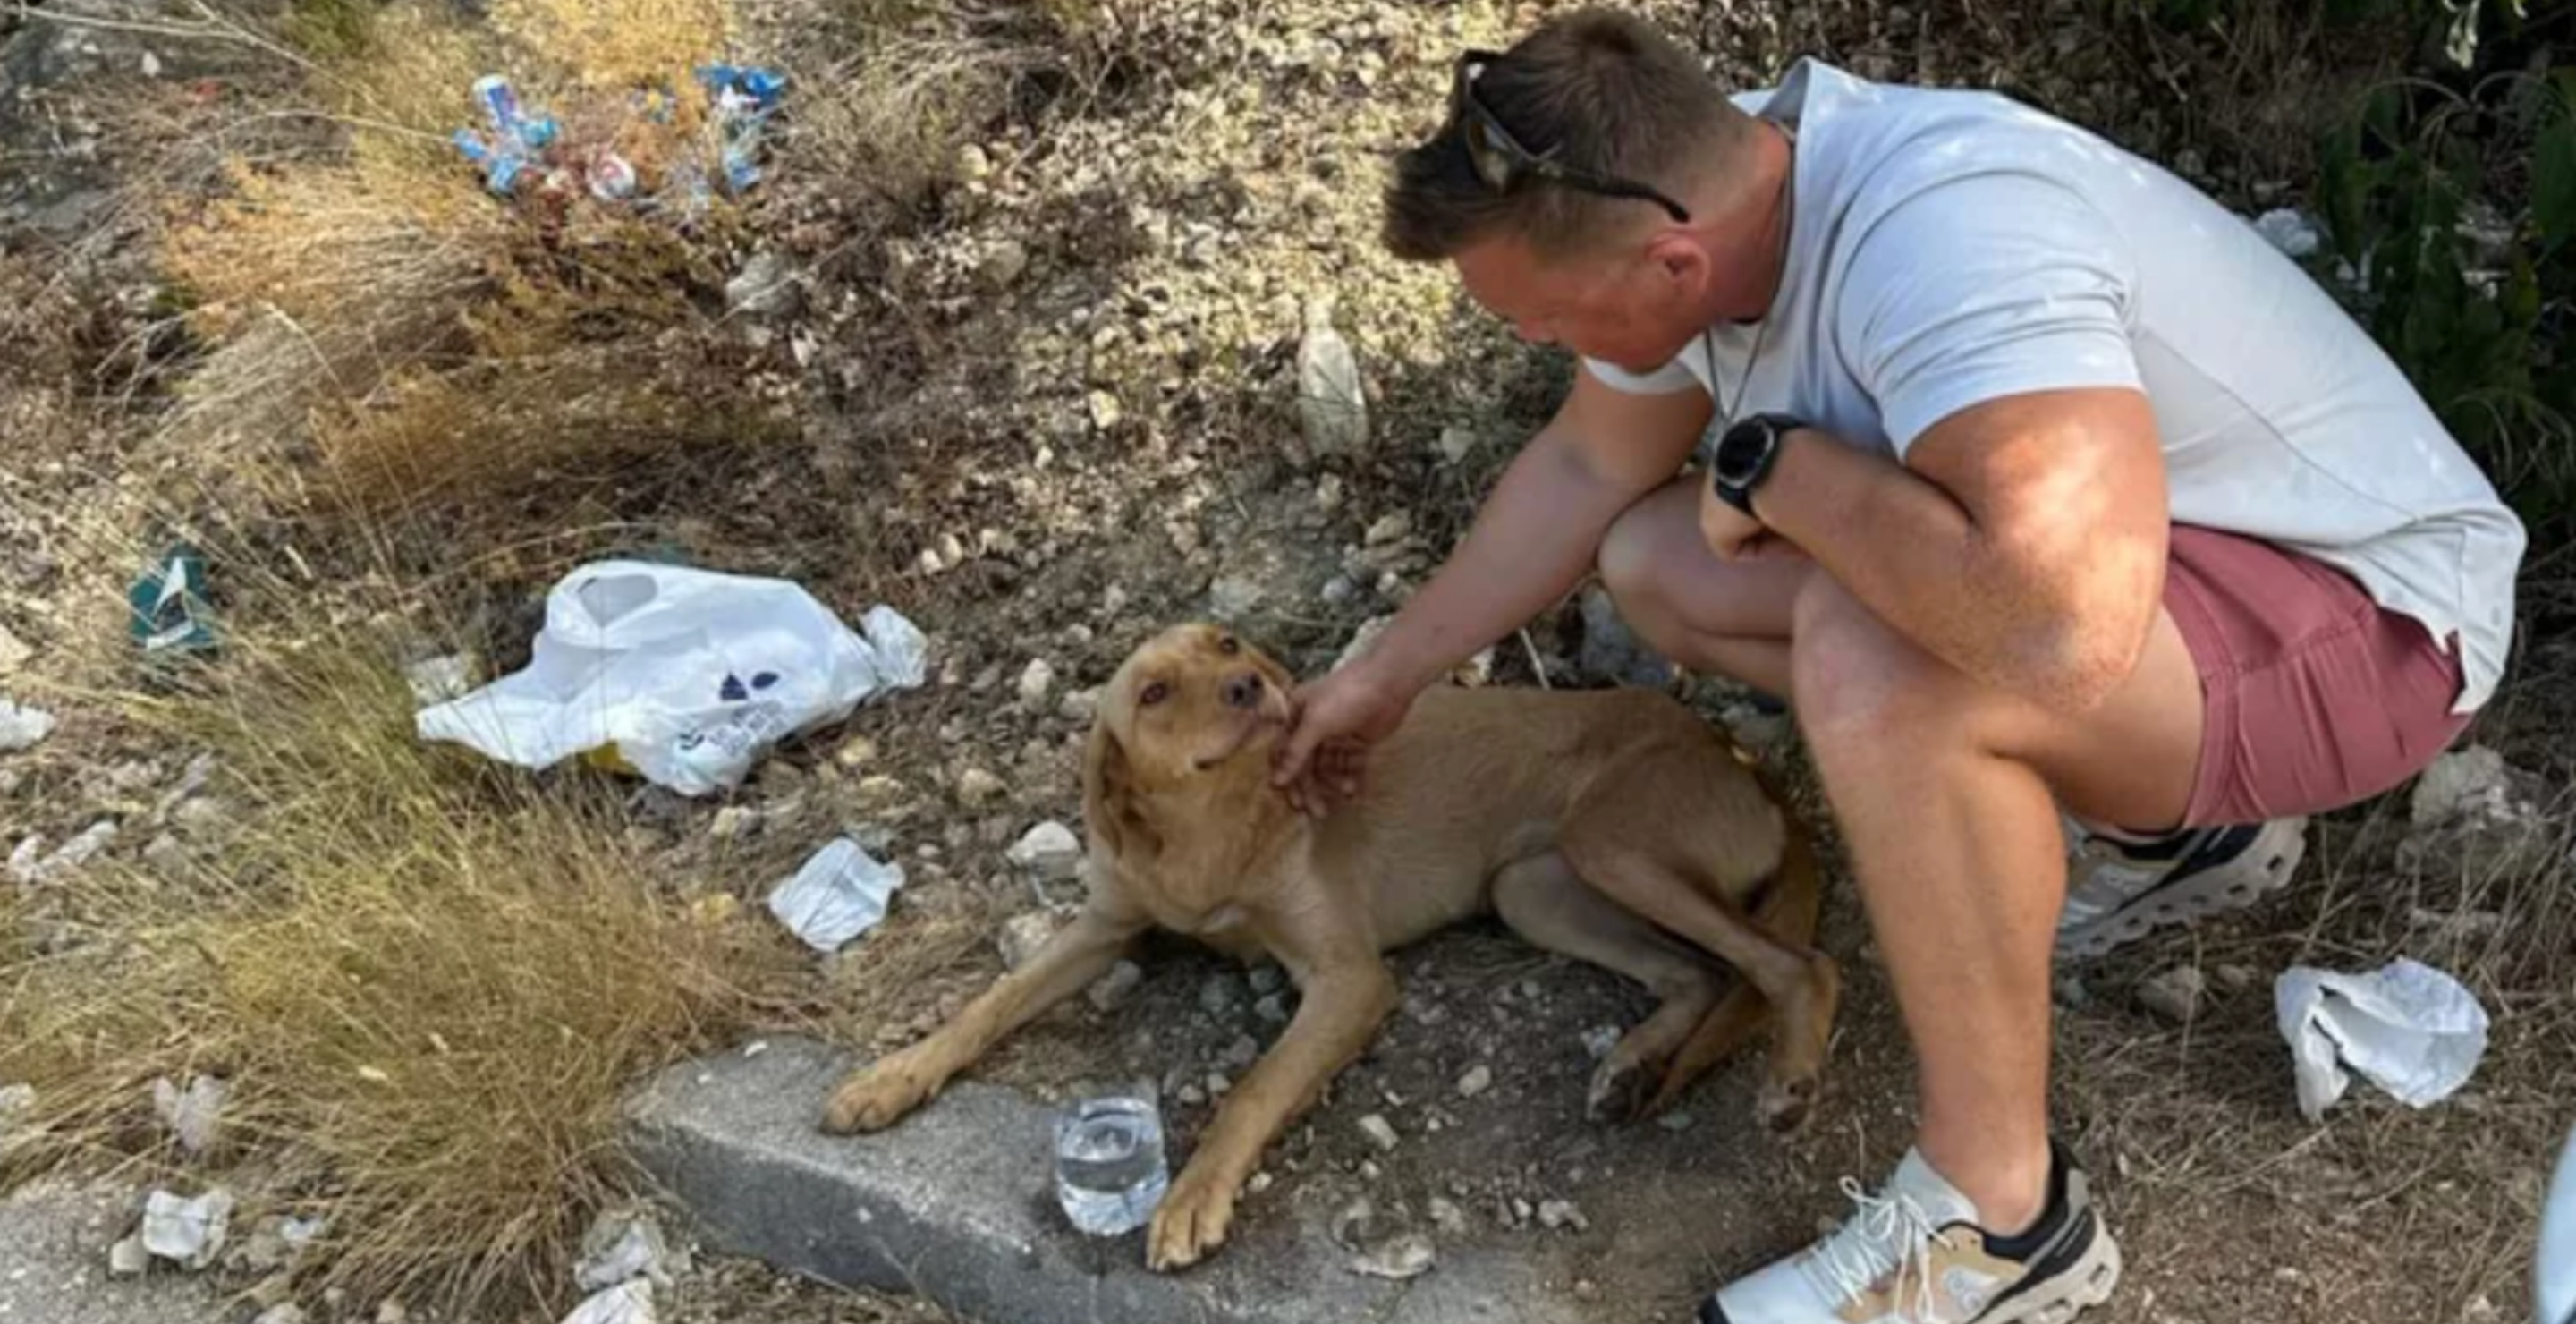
[{"left": 1006, "top": 820, "right": 1083, "bottom": 879}]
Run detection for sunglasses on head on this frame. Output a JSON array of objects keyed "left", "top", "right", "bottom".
[{"left": 1450, "top": 49, "right": 1693, "bottom": 225}]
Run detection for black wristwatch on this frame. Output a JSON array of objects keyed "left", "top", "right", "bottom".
[{"left": 1709, "top": 412, "right": 1805, "bottom": 516}]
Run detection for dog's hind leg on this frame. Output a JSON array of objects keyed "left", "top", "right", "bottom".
[
  {"left": 1556, "top": 825, "right": 1838, "bottom": 1136},
  {"left": 1491, "top": 851, "right": 1726, "bottom": 1123}
]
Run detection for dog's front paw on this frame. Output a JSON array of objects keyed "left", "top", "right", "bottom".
[
  {"left": 820, "top": 1048, "right": 942, "bottom": 1134},
  {"left": 1147, "top": 1163, "right": 1240, "bottom": 1272}
]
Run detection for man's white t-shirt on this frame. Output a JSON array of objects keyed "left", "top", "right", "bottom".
[{"left": 1585, "top": 58, "right": 2527, "bottom": 715}]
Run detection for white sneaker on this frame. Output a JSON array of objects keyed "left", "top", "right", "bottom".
[
  {"left": 2055, "top": 818, "right": 2308, "bottom": 961},
  {"left": 1700, "top": 1142, "right": 2122, "bottom": 1323}
]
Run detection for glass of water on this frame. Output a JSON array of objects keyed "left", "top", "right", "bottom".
[{"left": 1053, "top": 1094, "right": 1170, "bottom": 1237}]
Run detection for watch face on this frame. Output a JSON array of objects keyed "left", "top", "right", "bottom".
[{"left": 1716, "top": 421, "right": 1769, "bottom": 483}]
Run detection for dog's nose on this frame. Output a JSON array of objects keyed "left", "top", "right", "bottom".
[{"left": 1222, "top": 671, "right": 1265, "bottom": 710}]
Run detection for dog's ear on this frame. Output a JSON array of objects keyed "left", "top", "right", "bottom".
[{"left": 1081, "top": 719, "right": 1162, "bottom": 862}]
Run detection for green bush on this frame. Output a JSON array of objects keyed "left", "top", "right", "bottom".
[{"left": 2303, "top": 0, "right": 2575, "bottom": 540}]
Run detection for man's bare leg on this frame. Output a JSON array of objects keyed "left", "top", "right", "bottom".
[{"left": 1597, "top": 479, "right": 2203, "bottom": 1230}]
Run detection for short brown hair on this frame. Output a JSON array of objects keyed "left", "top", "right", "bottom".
[{"left": 1384, "top": 9, "right": 1742, "bottom": 262}]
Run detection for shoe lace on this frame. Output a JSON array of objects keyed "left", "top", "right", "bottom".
[{"left": 1801, "top": 1176, "right": 1957, "bottom": 1319}]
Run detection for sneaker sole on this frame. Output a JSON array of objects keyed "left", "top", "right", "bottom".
[
  {"left": 1985, "top": 1213, "right": 2123, "bottom": 1324},
  {"left": 2055, "top": 818, "right": 2307, "bottom": 962}
]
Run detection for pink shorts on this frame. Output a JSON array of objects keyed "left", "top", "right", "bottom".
[{"left": 2165, "top": 525, "right": 2471, "bottom": 827}]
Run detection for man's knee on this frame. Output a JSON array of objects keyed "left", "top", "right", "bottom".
[
  {"left": 1790, "top": 576, "right": 1986, "bottom": 755},
  {"left": 1595, "top": 495, "right": 1672, "bottom": 616}
]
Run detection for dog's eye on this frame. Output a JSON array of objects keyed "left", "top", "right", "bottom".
[
  {"left": 1217, "top": 636, "right": 1240, "bottom": 656},
  {"left": 1139, "top": 681, "right": 1170, "bottom": 706}
]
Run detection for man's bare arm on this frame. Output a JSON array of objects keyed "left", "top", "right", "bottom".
[
  {"left": 1350, "top": 365, "right": 1715, "bottom": 696},
  {"left": 1748, "top": 386, "right": 2170, "bottom": 713}
]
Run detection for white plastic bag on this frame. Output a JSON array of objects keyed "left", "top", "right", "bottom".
[
  {"left": 2274, "top": 957, "right": 2489, "bottom": 1122},
  {"left": 561, "top": 1280, "right": 655, "bottom": 1324},
  {"left": 416, "top": 561, "right": 927, "bottom": 796},
  {"left": 767, "top": 837, "right": 905, "bottom": 953}
]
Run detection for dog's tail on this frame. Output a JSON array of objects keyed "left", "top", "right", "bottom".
[{"left": 1638, "top": 793, "right": 1826, "bottom": 1119}]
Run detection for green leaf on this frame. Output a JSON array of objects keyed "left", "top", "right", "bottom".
[{"left": 2536, "top": 114, "right": 2576, "bottom": 254}]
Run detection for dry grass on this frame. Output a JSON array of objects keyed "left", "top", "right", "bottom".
[{"left": 0, "top": 617, "right": 805, "bottom": 1313}]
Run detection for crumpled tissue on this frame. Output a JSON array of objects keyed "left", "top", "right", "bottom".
[{"left": 2274, "top": 957, "right": 2488, "bottom": 1122}]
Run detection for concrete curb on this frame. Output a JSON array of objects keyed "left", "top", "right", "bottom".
[{"left": 623, "top": 1037, "right": 1590, "bottom": 1324}]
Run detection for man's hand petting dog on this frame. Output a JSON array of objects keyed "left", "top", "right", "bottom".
[{"left": 1270, "top": 661, "right": 1409, "bottom": 816}]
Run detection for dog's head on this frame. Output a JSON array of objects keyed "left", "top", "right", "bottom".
[{"left": 1081, "top": 623, "right": 1298, "bottom": 862}]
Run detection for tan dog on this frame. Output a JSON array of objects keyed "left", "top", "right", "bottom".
[{"left": 821, "top": 624, "right": 1840, "bottom": 1271}]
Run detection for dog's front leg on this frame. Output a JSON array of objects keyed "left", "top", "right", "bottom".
[
  {"left": 822, "top": 902, "right": 1145, "bottom": 1134},
  {"left": 1148, "top": 956, "right": 1395, "bottom": 1271}
]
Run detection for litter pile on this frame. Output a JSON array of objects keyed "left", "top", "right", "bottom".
[{"left": 451, "top": 64, "right": 785, "bottom": 219}]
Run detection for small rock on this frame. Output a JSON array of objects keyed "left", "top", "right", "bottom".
[
  {"left": 1057, "top": 689, "right": 1099, "bottom": 724},
  {"left": 1253, "top": 993, "right": 1290, "bottom": 1024},
  {"left": 708, "top": 806, "right": 759, "bottom": 841},
  {"left": 997, "top": 910, "right": 1062, "bottom": 970},
  {"left": 1580, "top": 1024, "right": 1621, "bottom": 1061},
  {"left": 1005, "top": 821, "right": 1083, "bottom": 879},
  {"left": 0, "top": 697, "right": 56, "bottom": 751},
  {"left": 1348, "top": 1231, "right": 1435, "bottom": 1279},
  {"left": 724, "top": 250, "right": 799, "bottom": 318},
  {"left": 1176, "top": 1082, "right": 1207, "bottom": 1106},
  {"left": 955, "top": 143, "right": 992, "bottom": 179},
  {"left": 954, "top": 768, "right": 1006, "bottom": 808},
  {"left": 2409, "top": 746, "right": 2519, "bottom": 830},
  {"left": 142, "top": 833, "right": 191, "bottom": 878},
  {"left": 1428, "top": 1196, "right": 1469, "bottom": 1235},
  {"left": 1221, "top": 1034, "right": 1260, "bottom": 1071},
  {"left": 1296, "top": 302, "right": 1368, "bottom": 456},
  {"left": 1248, "top": 965, "right": 1284, "bottom": 995},
  {"left": 1511, "top": 1197, "right": 1535, "bottom": 1226},
  {"left": 2053, "top": 975, "right": 2092, "bottom": 1010},
  {"left": 1088, "top": 390, "right": 1123, "bottom": 431},
  {"left": 1455, "top": 1065, "right": 1493, "bottom": 1099},
  {"left": 1357, "top": 1114, "right": 1399, "bottom": 1152},
  {"left": 6, "top": 835, "right": 41, "bottom": 885},
  {"left": 1436, "top": 425, "right": 1477, "bottom": 465},
  {"left": 1537, "top": 1199, "right": 1589, "bottom": 1232},
  {"left": 402, "top": 654, "right": 475, "bottom": 706},
  {"left": 1363, "top": 513, "right": 1411, "bottom": 547},
  {"left": 1657, "top": 1109, "right": 1698, "bottom": 1133},
  {"left": 1579, "top": 586, "right": 1675, "bottom": 688},
  {"left": 108, "top": 1233, "right": 150, "bottom": 1277},
  {"left": 1206, "top": 1072, "right": 1232, "bottom": 1098},
  {"left": 377, "top": 1299, "right": 410, "bottom": 1324},
  {"left": 835, "top": 736, "right": 879, "bottom": 768},
  {"left": 1016, "top": 658, "right": 1056, "bottom": 710},
  {"left": 1208, "top": 572, "right": 1266, "bottom": 622},
  {"left": 1087, "top": 961, "right": 1144, "bottom": 1012},
  {"left": 2137, "top": 967, "right": 2208, "bottom": 1024},
  {"left": 1330, "top": 1195, "right": 1381, "bottom": 1247},
  {"left": 1199, "top": 973, "right": 1242, "bottom": 1017},
  {"left": 2216, "top": 963, "right": 2261, "bottom": 993},
  {"left": 980, "top": 239, "right": 1030, "bottom": 290}
]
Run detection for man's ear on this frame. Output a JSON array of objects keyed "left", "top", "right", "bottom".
[{"left": 1082, "top": 720, "right": 1161, "bottom": 862}]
